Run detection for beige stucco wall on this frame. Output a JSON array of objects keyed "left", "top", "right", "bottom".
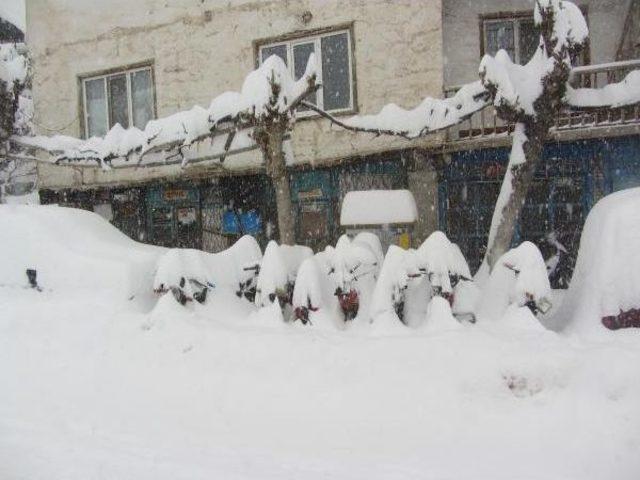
[
  {"left": 26, "top": 0, "right": 445, "bottom": 190},
  {"left": 443, "top": 0, "right": 632, "bottom": 87}
]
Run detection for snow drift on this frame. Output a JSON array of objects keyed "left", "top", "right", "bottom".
[
  {"left": 554, "top": 188, "right": 640, "bottom": 335},
  {"left": 0, "top": 205, "right": 163, "bottom": 303}
]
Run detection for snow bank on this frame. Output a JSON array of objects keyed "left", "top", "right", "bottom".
[
  {"left": 153, "top": 235, "right": 262, "bottom": 298},
  {"left": 477, "top": 242, "right": 551, "bottom": 323},
  {"left": 340, "top": 189, "right": 417, "bottom": 226},
  {"left": 0, "top": 205, "right": 163, "bottom": 302},
  {"left": 554, "top": 188, "right": 640, "bottom": 335}
]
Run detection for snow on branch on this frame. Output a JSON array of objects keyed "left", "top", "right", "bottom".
[
  {"left": 333, "top": 81, "right": 489, "bottom": 139},
  {"left": 12, "top": 54, "right": 318, "bottom": 169},
  {"left": 534, "top": 0, "right": 588, "bottom": 55},
  {"left": 1, "top": 43, "right": 29, "bottom": 143},
  {"left": 566, "top": 70, "right": 640, "bottom": 109}
]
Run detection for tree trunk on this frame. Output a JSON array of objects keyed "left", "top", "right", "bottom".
[
  {"left": 272, "top": 173, "right": 295, "bottom": 245},
  {"left": 258, "top": 121, "right": 296, "bottom": 245},
  {"left": 484, "top": 121, "right": 549, "bottom": 270}
]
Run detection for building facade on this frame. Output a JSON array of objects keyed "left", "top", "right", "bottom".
[
  {"left": 27, "top": 0, "right": 444, "bottom": 251},
  {"left": 26, "top": 0, "right": 640, "bottom": 282},
  {"left": 440, "top": 0, "right": 640, "bottom": 285}
]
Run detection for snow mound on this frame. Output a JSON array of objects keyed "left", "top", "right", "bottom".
[
  {"left": 153, "top": 235, "right": 262, "bottom": 295},
  {"left": 477, "top": 242, "right": 551, "bottom": 322},
  {"left": 417, "top": 231, "right": 471, "bottom": 294},
  {"left": 370, "top": 246, "right": 424, "bottom": 326},
  {"left": 555, "top": 188, "right": 640, "bottom": 335},
  {"left": 255, "top": 241, "right": 312, "bottom": 308},
  {"left": 423, "top": 296, "right": 463, "bottom": 333},
  {"left": 0, "top": 205, "right": 163, "bottom": 302}
]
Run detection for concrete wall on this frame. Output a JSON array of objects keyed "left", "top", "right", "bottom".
[
  {"left": 26, "top": 0, "right": 445, "bottom": 189},
  {"left": 443, "top": 0, "right": 632, "bottom": 87}
]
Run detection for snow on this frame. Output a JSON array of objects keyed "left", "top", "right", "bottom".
[
  {"left": 153, "top": 235, "right": 262, "bottom": 296},
  {"left": 0, "top": 205, "right": 164, "bottom": 302},
  {"left": 254, "top": 241, "right": 312, "bottom": 308},
  {"left": 0, "top": 43, "right": 28, "bottom": 92},
  {"left": 535, "top": 0, "right": 589, "bottom": 53},
  {"left": 567, "top": 70, "right": 640, "bottom": 109},
  {"left": 1, "top": 205, "right": 640, "bottom": 478},
  {"left": 0, "top": 0, "right": 25, "bottom": 32},
  {"left": 417, "top": 231, "right": 471, "bottom": 294},
  {"left": 477, "top": 242, "right": 552, "bottom": 324},
  {"left": 3, "top": 190, "right": 39, "bottom": 205},
  {"left": 340, "top": 189, "right": 418, "bottom": 226},
  {"left": 479, "top": 46, "right": 555, "bottom": 117},
  {"left": 14, "top": 54, "right": 317, "bottom": 168},
  {"left": 553, "top": 188, "right": 640, "bottom": 336},
  {"left": 343, "top": 80, "right": 489, "bottom": 138}
]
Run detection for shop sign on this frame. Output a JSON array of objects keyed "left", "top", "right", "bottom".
[
  {"left": 298, "top": 188, "right": 323, "bottom": 201},
  {"left": 164, "top": 189, "right": 188, "bottom": 201}
]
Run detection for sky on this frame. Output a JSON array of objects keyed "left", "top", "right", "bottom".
[{"left": 0, "top": 0, "right": 26, "bottom": 31}]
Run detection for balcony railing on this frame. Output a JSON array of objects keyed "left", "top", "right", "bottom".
[{"left": 444, "top": 59, "right": 640, "bottom": 144}]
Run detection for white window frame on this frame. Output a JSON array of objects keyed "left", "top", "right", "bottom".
[
  {"left": 81, "top": 65, "right": 155, "bottom": 138},
  {"left": 258, "top": 28, "right": 355, "bottom": 116},
  {"left": 482, "top": 16, "right": 535, "bottom": 65}
]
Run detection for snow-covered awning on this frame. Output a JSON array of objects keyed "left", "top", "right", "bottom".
[{"left": 340, "top": 190, "right": 418, "bottom": 226}]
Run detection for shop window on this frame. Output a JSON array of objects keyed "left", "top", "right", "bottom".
[
  {"left": 81, "top": 65, "right": 155, "bottom": 138},
  {"left": 258, "top": 27, "right": 355, "bottom": 113}
]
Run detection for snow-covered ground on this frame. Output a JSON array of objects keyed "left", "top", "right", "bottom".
[{"left": 1, "top": 205, "right": 640, "bottom": 479}]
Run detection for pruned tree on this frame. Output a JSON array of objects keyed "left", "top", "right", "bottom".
[
  {"left": 315, "top": 0, "right": 640, "bottom": 275},
  {"left": 9, "top": 55, "right": 318, "bottom": 244}
]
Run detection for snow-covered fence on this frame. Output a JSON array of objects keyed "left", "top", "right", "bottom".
[{"left": 444, "top": 59, "right": 640, "bottom": 142}]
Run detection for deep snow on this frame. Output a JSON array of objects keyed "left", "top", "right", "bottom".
[{"left": 1, "top": 205, "right": 640, "bottom": 479}]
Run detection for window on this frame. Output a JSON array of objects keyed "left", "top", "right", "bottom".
[
  {"left": 258, "top": 28, "right": 354, "bottom": 113},
  {"left": 482, "top": 16, "right": 539, "bottom": 65},
  {"left": 482, "top": 11, "right": 589, "bottom": 66},
  {"left": 82, "top": 66, "right": 155, "bottom": 138}
]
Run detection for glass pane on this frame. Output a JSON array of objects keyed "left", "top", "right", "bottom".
[
  {"left": 321, "top": 32, "right": 351, "bottom": 110},
  {"left": 293, "top": 42, "right": 317, "bottom": 107},
  {"left": 85, "top": 78, "right": 107, "bottom": 137},
  {"left": 108, "top": 74, "right": 129, "bottom": 129},
  {"left": 485, "top": 21, "right": 515, "bottom": 60},
  {"left": 261, "top": 44, "right": 288, "bottom": 65},
  {"left": 131, "top": 69, "right": 154, "bottom": 130},
  {"left": 518, "top": 19, "right": 539, "bottom": 64}
]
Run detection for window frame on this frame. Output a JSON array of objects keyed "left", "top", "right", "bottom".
[
  {"left": 255, "top": 24, "right": 357, "bottom": 117},
  {"left": 479, "top": 8, "right": 590, "bottom": 65},
  {"left": 79, "top": 62, "right": 157, "bottom": 139}
]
